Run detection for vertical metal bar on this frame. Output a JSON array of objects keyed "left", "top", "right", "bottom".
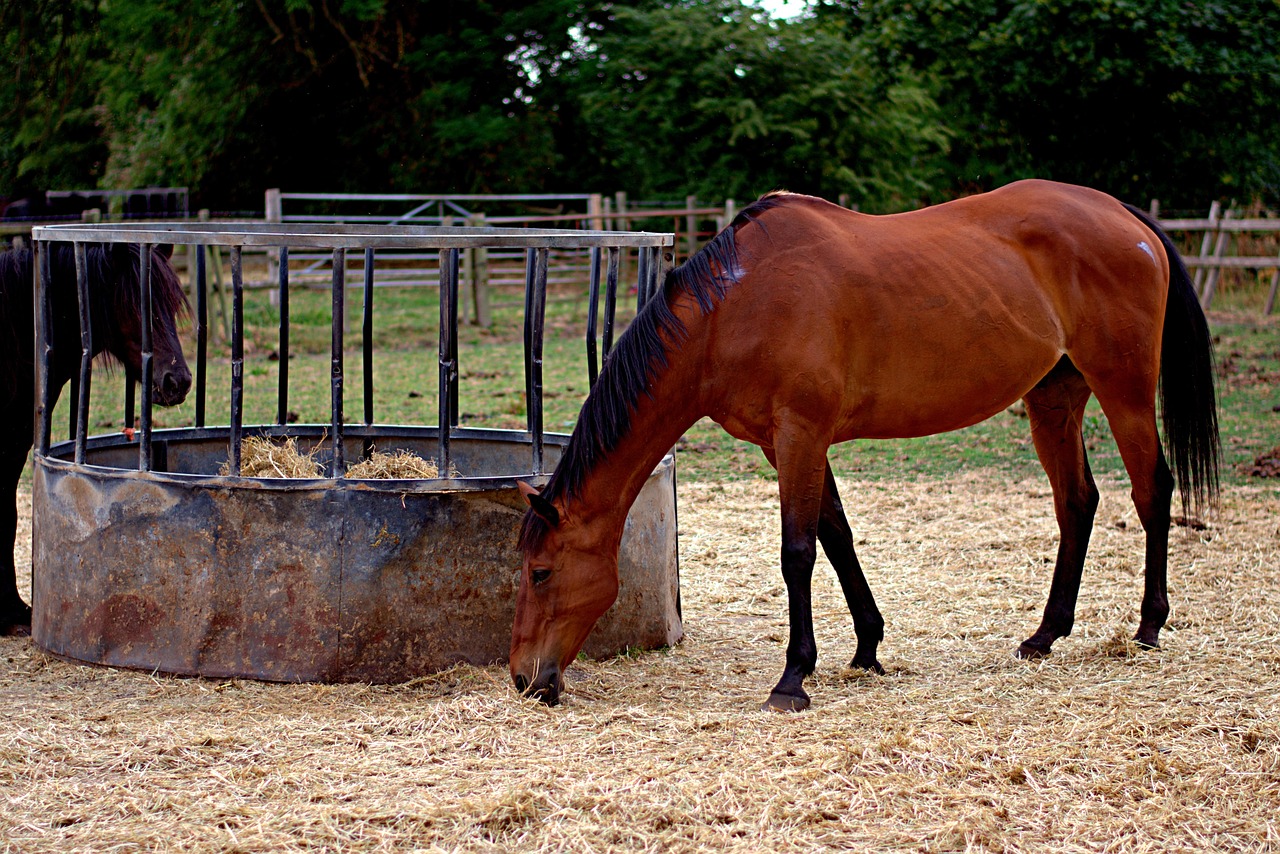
[
  {"left": 34, "top": 241, "right": 52, "bottom": 456},
  {"left": 438, "top": 248, "right": 459, "bottom": 473},
  {"left": 195, "top": 243, "right": 208, "bottom": 428},
  {"left": 138, "top": 243, "right": 154, "bottom": 472},
  {"left": 603, "top": 246, "right": 620, "bottom": 360},
  {"left": 522, "top": 247, "right": 535, "bottom": 432},
  {"left": 330, "top": 248, "right": 346, "bottom": 476},
  {"left": 636, "top": 244, "right": 651, "bottom": 309},
  {"left": 651, "top": 246, "right": 666, "bottom": 302},
  {"left": 530, "top": 247, "right": 549, "bottom": 473},
  {"left": 229, "top": 246, "right": 245, "bottom": 475},
  {"left": 277, "top": 245, "right": 290, "bottom": 426},
  {"left": 448, "top": 247, "right": 460, "bottom": 429},
  {"left": 73, "top": 243, "right": 92, "bottom": 465},
  {"left": 362, "top": 247, "right": 374, "bottom": 428},
  {"left": 586, "top": 247, "right": 602, "bottom": 387}
]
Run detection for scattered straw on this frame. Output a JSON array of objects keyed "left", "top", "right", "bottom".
[
  {"left": 5, "top": 473, "right": 1279, "bottom": 852},
  {"left": 346, "top": 448, "right": 460, "bottom": 479}
]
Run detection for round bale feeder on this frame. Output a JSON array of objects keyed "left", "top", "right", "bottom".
[{"left": 29, "top": 221, "right": 682, "bottom": 683}]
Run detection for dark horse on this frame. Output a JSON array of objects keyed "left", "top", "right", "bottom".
[
  {"left": 511, "top": 180, "right": 1220, "bottom": 710},
  {"left": 0, "top": 242, "right": 192, "bottom": 635}
]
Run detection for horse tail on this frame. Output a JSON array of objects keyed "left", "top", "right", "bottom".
[{"left": 1123, "top": 203, "right": 1221, "bottom": 518}]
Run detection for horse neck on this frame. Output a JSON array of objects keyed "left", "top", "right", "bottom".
[{"left": 564, "top": 314, "right": 707, "bottom": 548}]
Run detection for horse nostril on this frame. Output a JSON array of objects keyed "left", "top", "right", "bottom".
[{"left": 513, "top": 673, "right": 529, "bottom": 693}]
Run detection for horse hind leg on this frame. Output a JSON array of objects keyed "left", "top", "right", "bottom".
[
  {"left": 1017, "top": 359, "right": 1099, "bottom": 659},
  {"left": 1089, "top": 389, "right": 1174, "bottom": 650},
  {"left": 817, "top": 461, "right": 884, "bottom": 674}
]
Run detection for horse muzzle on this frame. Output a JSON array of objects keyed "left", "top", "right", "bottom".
[
  {"left": 513, "top": 665, "right": 562, "bottom": 706},
  {"left": 154, "top": 365, "right": 192, "bottom": 407}
]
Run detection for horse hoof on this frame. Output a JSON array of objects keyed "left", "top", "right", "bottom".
[
  {"left": 1015, "top": 640, "right": 1051, "bottom": 660},
  {"left": 762, "top": 692, "right": 810, "bottom": 713},
  {"left": 1, "top": 619, "right": 32, "bottom": 638},
  {"left": 848, "top": 657, "right": 885, "bottom": 675},
  {"left": 0, "top": 603, "right": 32, "bottom": 637}
]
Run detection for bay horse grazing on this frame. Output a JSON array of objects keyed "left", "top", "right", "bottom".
[
  {"left": 0, "top": 242, "right": 192, "bottom": 635},
  {"left": 512, "top": 179, "right": 1219, "bottom": 711}
]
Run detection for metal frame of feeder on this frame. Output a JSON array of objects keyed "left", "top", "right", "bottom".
[{"left": 31, "top": 222, "right": 674, "bottom": 482}]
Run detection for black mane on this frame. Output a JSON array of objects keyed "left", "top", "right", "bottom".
[
  {"left": 0, "top": 242, "right": 189, "bottom": 397},
  {"left": 519, "top": 192, "right": 789, "bottom": 552}
]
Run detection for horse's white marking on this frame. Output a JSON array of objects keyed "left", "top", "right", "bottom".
[{"left": 1137, "top": 240, "right": 1156, "bottom": 263}]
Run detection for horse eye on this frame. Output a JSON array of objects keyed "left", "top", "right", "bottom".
[{"left": 531, "top": 568, "right": 552, "bottom": 586}]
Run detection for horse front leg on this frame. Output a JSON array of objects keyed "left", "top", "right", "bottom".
[
  {"left": 762, "top": 437, "right": 830, "bottom": 713},
  {"left": 1, "top": 439, "right": 32, "bottom": 636}
]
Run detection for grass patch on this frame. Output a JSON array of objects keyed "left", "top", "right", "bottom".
[{"left": 45, "top": 278, "right": 1280, "bottom": 493}]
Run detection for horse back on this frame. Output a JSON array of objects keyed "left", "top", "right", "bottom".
[{"left": 697, "top": 181, "right": 1171, "bottom": 442}]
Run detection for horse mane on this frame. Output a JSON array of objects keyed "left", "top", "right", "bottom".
[
  {"left": 0, "top": 243, "right": 189, "bottom": 398},
  {"left": 519, "top": 192, "right": 791, "bottom": 552}
]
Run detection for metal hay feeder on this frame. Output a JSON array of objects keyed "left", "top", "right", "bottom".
[{"left": 29, "top": 221, "right": 681, "bottom": 683}]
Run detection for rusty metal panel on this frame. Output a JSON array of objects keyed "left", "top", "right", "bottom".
[{"left": 32, "top": 436, "right": 681, "bottom": 683}]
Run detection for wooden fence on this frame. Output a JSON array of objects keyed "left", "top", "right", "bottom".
[
  {"left": 261, "top": 190, "right": 742, "bottom": 327},
  {"left": 1150, "top": 201, "right": 1280, "bottom": 314}
]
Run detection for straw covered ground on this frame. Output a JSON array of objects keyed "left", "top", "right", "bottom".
[{"left": 2, "top": 472, "right": 1278, "bottom": 852}]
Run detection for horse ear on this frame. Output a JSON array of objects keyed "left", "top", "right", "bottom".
[
  {"left": 518, "top": 481, "right": 560, "bottom": 528},
  {"left": 156, "top": 243, "right": 174, "bottom": 260}
]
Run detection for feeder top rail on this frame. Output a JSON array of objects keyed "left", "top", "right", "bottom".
[{"left": 32, "top": 221, "right": 674, "bottom": 250}]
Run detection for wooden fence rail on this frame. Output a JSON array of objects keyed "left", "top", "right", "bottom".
[{"left": 1153, "top": 201, "right": 1280, "bottom": 314}]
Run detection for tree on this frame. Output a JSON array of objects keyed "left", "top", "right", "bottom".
[
  {"left": 822, "top": 0, "right": 1280, "bottom": 206},
  {"left": 0, "top": 0, "right": 108, "bottom": 202},
  {"left": 552, "top": 0, "right": 951, "bottom": 209}
]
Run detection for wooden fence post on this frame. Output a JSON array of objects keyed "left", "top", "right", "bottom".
[
  {"left": 265, "top": 188, "right": 282, "bottom": 285},
  {"left": 1266, "top": 254, "right": 1279, "bottom": 316},
  {"left": 684, "top": 195, "right": 698, "bottom": 260},
  {"left": 588, "top": 194, "right": 604, "bottom": 232},
  {"left": 722, "top": 199, "right": 737, "bottom": 232},
  {"left": 467, "top": 212, "right": 491, "bottom": 328},
  {"left": 1200, "top": 210, "right": 1232, "bottom": 310},
  {"left": 200, "top": 209, "right": 231, "bottom": 342},
  {"left": 1193, "top": 201, "right": 1221, "bottom": 295}
]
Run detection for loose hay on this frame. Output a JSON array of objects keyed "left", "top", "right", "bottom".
[
  {"left": 219, "top": 435, "right": 325, "bottom": 478},
  {"left": 4, "top": 473, "right": 1279, "bottom": 852},
  {"left": 346, "top": 448, "right": 460, "bottom": 479},
  {"left": 218, "top": 438, "right": 460, "bottom": 479}
]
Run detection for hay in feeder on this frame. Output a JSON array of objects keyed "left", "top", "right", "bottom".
[
  {"left": 346, "top": 448, "right": 461, "bottom": 479},
  {"left": 219, "top": 435, "right": 325, "bottom": 478}
]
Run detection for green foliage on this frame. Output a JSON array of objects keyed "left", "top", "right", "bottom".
[
  {"left": 555, "top": 0, "right": 950, "bottom": 207},
  {"left": 827, "top": 0, "right": 1280, "bottom": 206},
  {"left": 0, "top": 0, "right": 108, "bottom": 195},
  {"left": 2, "top": 0, "right": 1276, "bottom": 210}
]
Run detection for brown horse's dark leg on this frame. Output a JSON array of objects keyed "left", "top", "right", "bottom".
[
  {"left": 1017, "top": 363, "right": 1098, "bottom": 659},
  {"left": 818, "top": 461, "right": 884, "bottom": 673},
  {"left": 1093, "top": 406, "right": 1174, "bottom": 649},
  {"left": 761, "top": 440, "right": 830, "bottom": 712}
]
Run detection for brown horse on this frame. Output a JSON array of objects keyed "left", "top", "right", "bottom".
[
  {"left": 512, "top": 180, "right": 1219, "bottom": 711},
  {"left": 0, "top": 242, "right": 191, "bottom": 635}
]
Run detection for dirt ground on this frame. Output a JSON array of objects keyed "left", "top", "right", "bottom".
[{"left": 2, "top": 473, "right": 1278, "bottom": 852}]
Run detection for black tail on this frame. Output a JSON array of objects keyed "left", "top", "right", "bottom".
[{"left": 1124, "top": 203, "right": 1221, "bottom": 518}]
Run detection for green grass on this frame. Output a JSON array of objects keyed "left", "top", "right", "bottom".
[{"left": 48, "top": 280, "right": 1280, "bottom": 493}]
